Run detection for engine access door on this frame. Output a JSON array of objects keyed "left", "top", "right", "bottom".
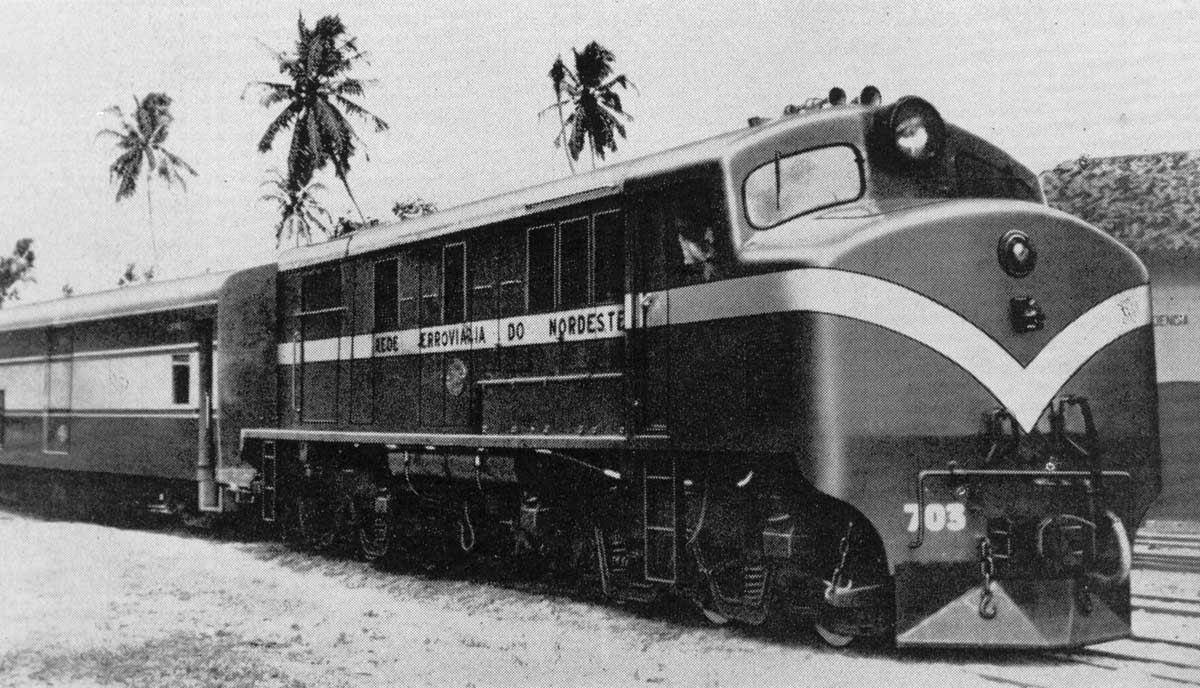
[{"left": 627, "top": 192, "right": 671, "bottom": 435}]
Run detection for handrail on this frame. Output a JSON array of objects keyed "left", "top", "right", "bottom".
[{"left": 476, "top": 371, "right": 624, "bottom": 387}]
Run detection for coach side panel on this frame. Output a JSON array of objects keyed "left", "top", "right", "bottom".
[{"left": 0, "top": 308, "right": 212, "bottom": 480}]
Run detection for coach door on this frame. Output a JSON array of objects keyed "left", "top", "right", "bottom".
[{"left": 195, "top": 319, "right": 218, "bottom": 511}]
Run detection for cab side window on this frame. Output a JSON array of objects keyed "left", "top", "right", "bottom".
[{"left": 665, "top": 183, "right": 722, "bottom": 285}]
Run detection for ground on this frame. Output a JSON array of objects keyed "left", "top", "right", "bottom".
[{"left": 0, "top": 510, "right": 1197, "bottom": 687}]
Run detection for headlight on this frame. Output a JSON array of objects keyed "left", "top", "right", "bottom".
[
  {"left": 871, "top": 96, "right": 946, "bottom": 167},
  {"left": 895, "top": 114, "right": 932, "bottom": 160},
  {"left": 998, "top": 229, "right": 1037, "bottom": 277}
]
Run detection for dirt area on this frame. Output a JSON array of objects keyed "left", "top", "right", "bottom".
[{"left": 1, "top": 509, "right": 1198, "bottom": 687}]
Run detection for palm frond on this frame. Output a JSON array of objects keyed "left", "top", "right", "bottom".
[
  {"left": 109, "top": 149, "right": 143, "bottom": 201},
  {"left": 158, "top": 148, "right": 198, "bottom": 177},
  {"left": 258, "top": 100, "right": 304, "bottom": 153},
  {"left": 315, "top": 99, "right": 358, "bottom": 174},
  {"left": 537, "top": 100, "right": 574, "bottom": 118},
  {"left": 254, "top": 37, "right": 290, "bottom": 65},
  {"left": 334, "top": 78, "right": 364, "bottom": 97},
  {"left": 94, "top": 128, "right": 128, "bottom": 142},
  {"left": 602, "top": 73, "right": 637, "bottom": 94},
  {"left": 287, "top": 113, "right": 317, "bottom": 190},
  {"left": 333, "top": 95, "right": 388, "bottom": 132}
]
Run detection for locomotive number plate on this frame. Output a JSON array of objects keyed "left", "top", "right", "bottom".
[{"left": 904, "top": 502, "right": 966, "bottom": 533}]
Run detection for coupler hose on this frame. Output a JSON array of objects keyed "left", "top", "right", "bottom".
[{"left": 1088, "top": 510, "right": 1132, "bottom": 591}]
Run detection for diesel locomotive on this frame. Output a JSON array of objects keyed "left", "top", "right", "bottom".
[{"left": 0, "top": 97, "right": 1160, "bottom": 648}]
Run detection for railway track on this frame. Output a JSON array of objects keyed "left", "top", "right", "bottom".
[
  {"left": 1131, "top": 592, "right": 1200, "bottom": 619},
  {"left": 1134, "top": 529, "right": 1200, "bottom": 575}
]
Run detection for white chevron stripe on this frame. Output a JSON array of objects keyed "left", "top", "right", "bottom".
[{"left": 279, "top": 268, "right": 1150, "bottom": 431}]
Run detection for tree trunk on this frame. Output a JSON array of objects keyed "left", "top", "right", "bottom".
[
  {"left": 555, "top": 103, "right": 575, "bottom": 175},
  {"left": 339, "top": 173, "right": 366, "bottom": 224},
  {"left": 145, "top": 169, "right": 158, "bottom": 267}
]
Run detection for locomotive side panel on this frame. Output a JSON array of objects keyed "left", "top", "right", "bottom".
[{"left": 275, "top": 196, "right": 635, "bottom": 438}]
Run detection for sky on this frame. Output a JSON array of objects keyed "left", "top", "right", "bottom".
[{"left": 1, "top": 0, "right": 1198, "bottom": 301}]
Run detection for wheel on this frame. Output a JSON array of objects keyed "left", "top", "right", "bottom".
[
  {"left": 699, "top": 606, "right": 731, "bottom": 626},
  {"left": 290, "top": 492, "right": 337, "bottom": 550},
  {"left": 358, "top": 513, "right": 391, "bottom": 562},
  {"left": 814, "top": 621, "right": 855, "bottom": 648}
]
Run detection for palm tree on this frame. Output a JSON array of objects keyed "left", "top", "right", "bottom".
[
  {"left": 392, "top": 197, "right": 437, "bottom": 220},
  {"left": 97, "top": 93, "right": 197, "bottom": 266},
  {"left": 0, "top": 239, "right": 35, "bottom": 307},
  {"left": 259, "top": 170, "right": 333, "bottom": 247},
  {"left": 117, "top": 262, "right": 155, "bottom": 287},
  {"left": 247, "top": 14, "right": 388, "bottom": 222},
  {"left": 542, "top": 42, "right": 634, "bottom": 171}
]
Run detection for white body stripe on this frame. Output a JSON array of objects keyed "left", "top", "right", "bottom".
[
  {"left": 279, "top": 268, "right": 1150, "bottom": 432},
  {"left": 5, "top": 410, "right": 201, "bottom": 420},
  {"left": 0, "top": 345, "right": 212, "bottom": 413},
  {"left": 290, "top": 302, "right": 629, "bottom": 362}
]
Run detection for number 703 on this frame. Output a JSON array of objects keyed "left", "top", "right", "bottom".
[{"left": 903, "top": 502, "right": 966, "bottom": 532}]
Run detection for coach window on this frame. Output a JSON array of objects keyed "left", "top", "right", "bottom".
[
  {"left": 593, "top": 211, "right": 624, "bottom": 303},
  {"left": 443, "top": 242, "right": 467, "bottom": 323},
  {"left": 374, "top": 258, "right": 399, "bottom": 332},
  {"left": 172, "top": 354, "right": 190, "bottom": 405},
  {"left": 558, "top": 218, "right": 590, "bottom": 309},
  {"left": 527, "top": 224, "right": 555, "bottom": 312},
  {"left": 744, "top": 144, "right": 864, "bottom": 229}
]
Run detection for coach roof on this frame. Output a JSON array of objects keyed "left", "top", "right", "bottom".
[
  {"left": 277, "top": 105, "right": 873, "bottom": 271},
  {"left": 0, "top": 270, "right": 234, "bottom": 332}
]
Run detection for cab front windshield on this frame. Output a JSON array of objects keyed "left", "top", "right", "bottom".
[{"left": 743, "top": 144, "right": 864, "bottom": 229}]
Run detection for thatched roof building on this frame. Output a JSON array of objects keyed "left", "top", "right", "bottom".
[{"left": 1040, "top": 151, "right": 1200, "bottom": 254}]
